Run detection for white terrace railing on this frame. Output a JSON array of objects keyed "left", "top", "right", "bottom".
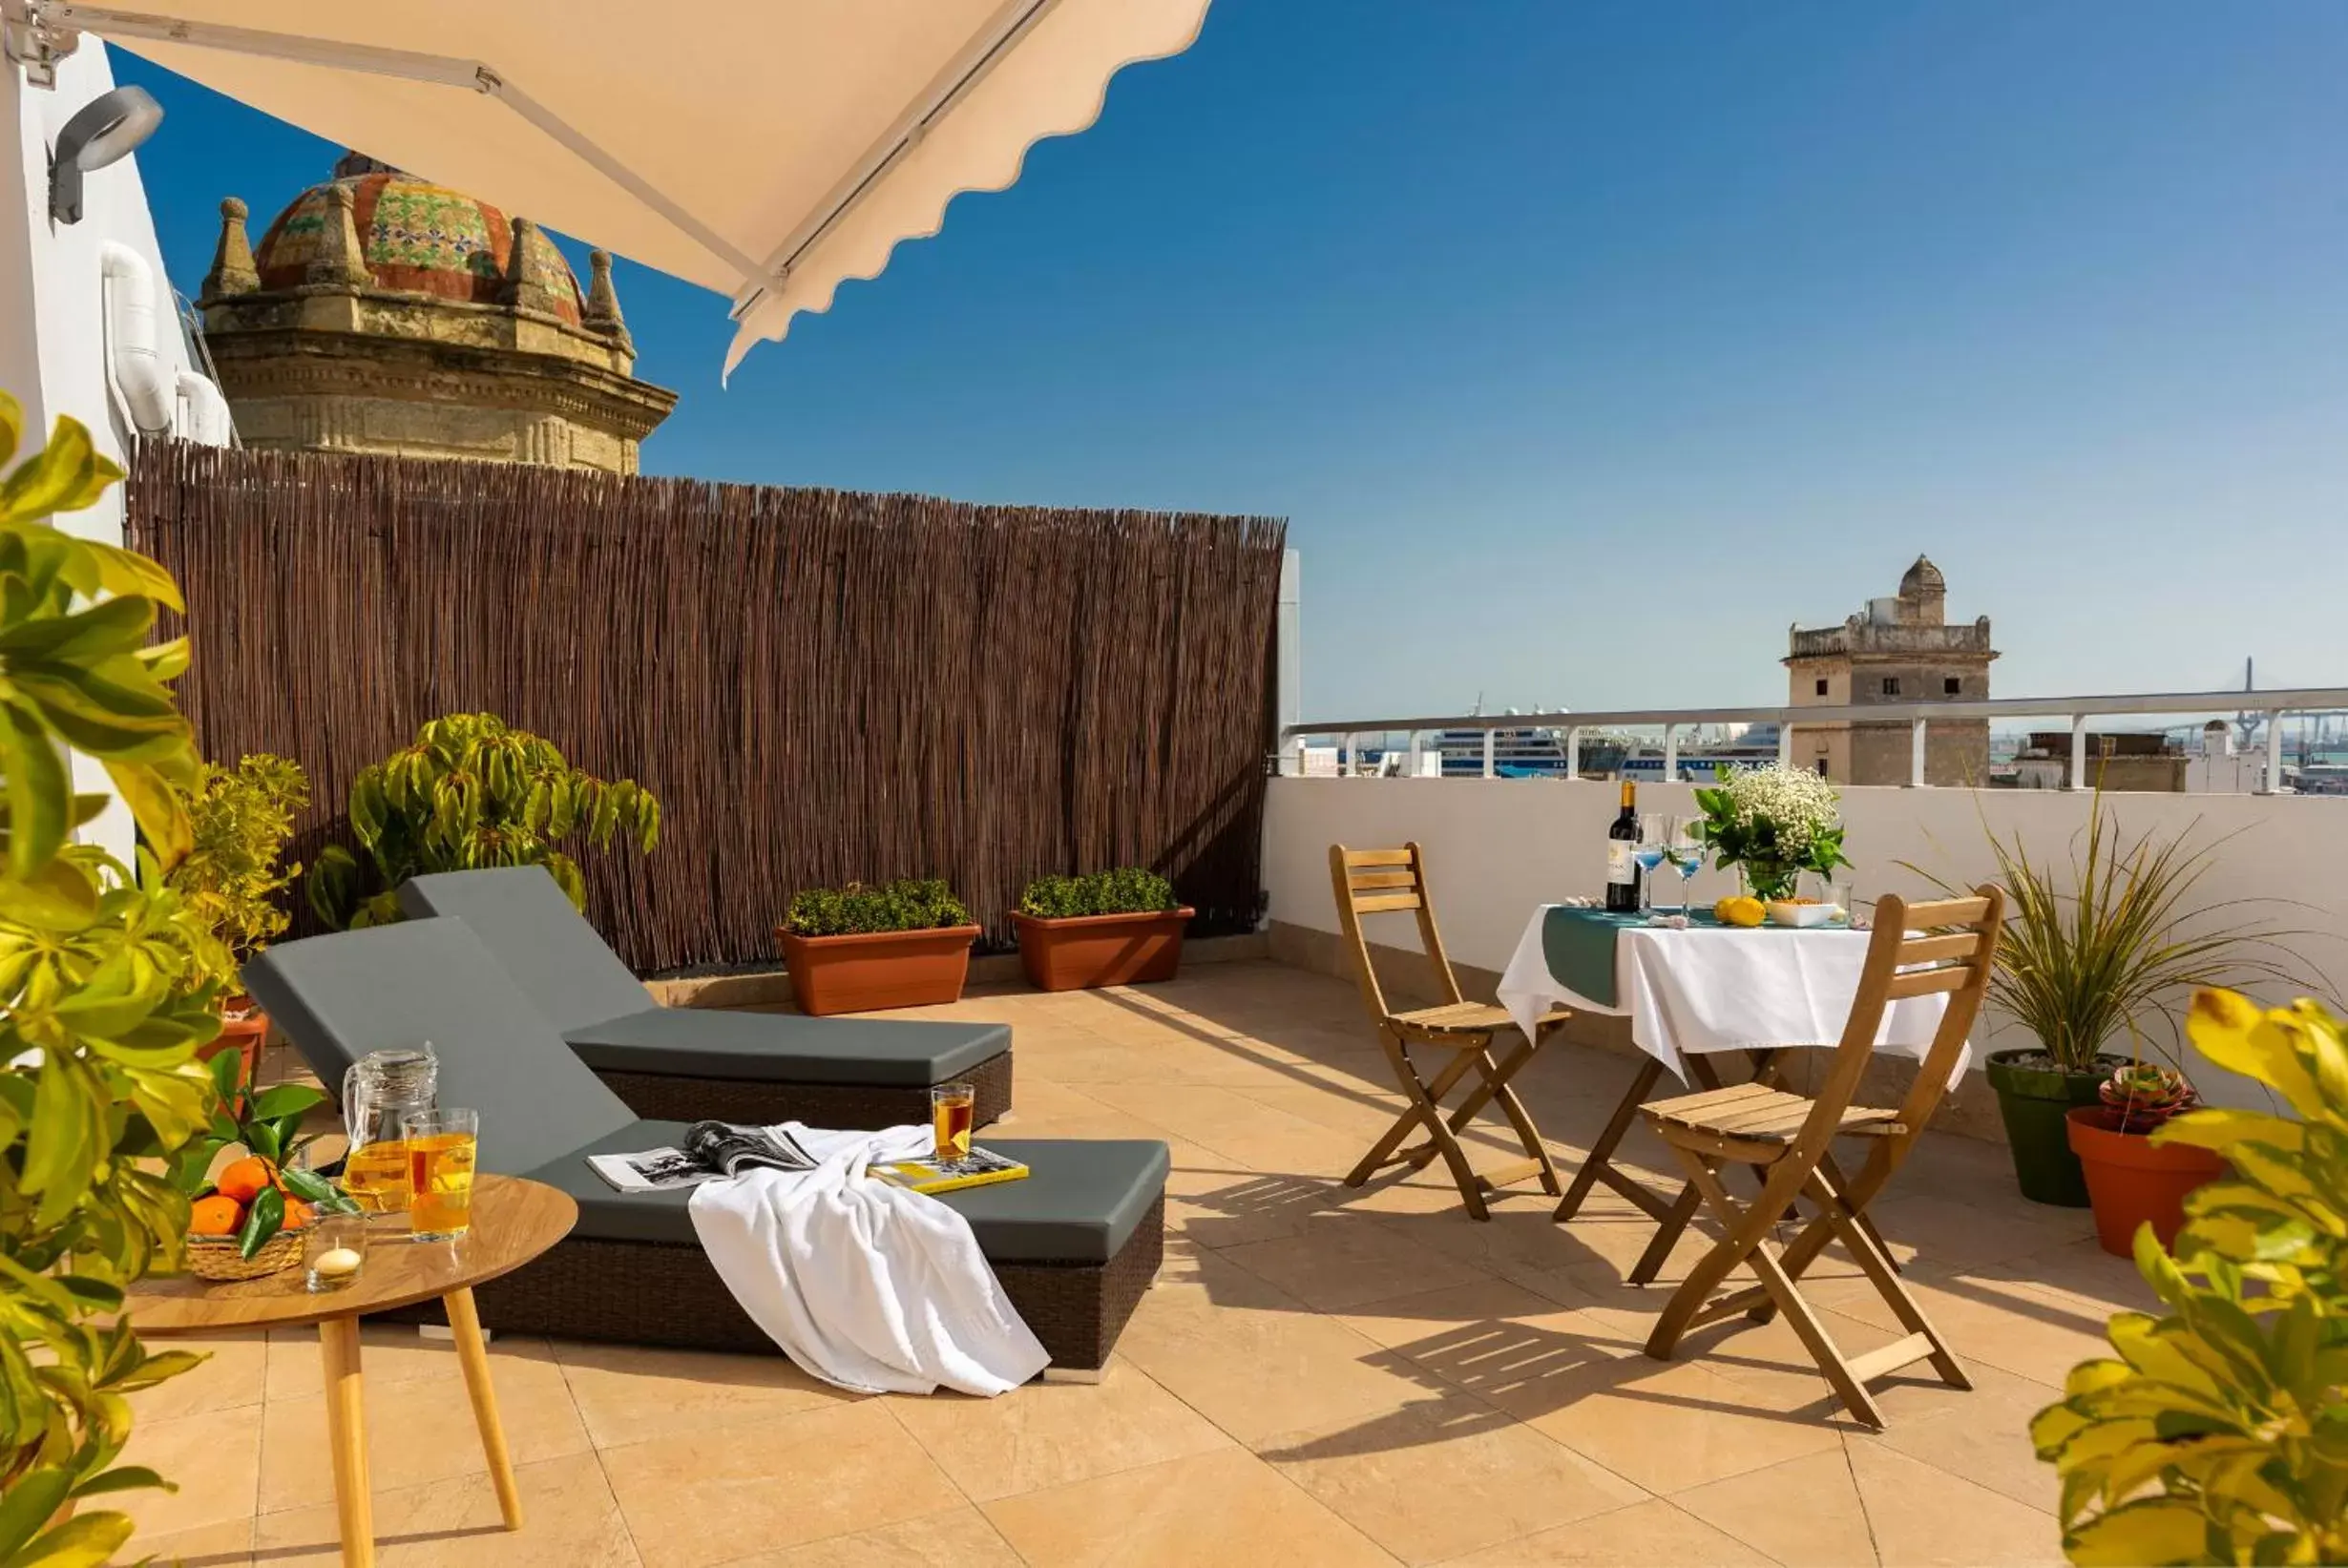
[{"left": 1280, "top": 687, "right": 2348, "bottom": 792}]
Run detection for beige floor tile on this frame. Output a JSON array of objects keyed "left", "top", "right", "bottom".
[
  {"left": 1855, "top": 1360, "right": 2065, "bottom": 1516},
  {"left": 1164, "top": 1159, "right": 1340, "bottom": 1247},
  {"left": 124, "top": 1516, "right": 256, "bottom": 1567},
  {"left": 717, "top": 1508, "right": 1020, "bottom": 1568},
  {"left": 250, "top": 1452, "right": 639, "bottom": 1566},
  {"left": 1867, "top": 1192, "right": 2095, "bottom": 1273},
  {"left": 258, "top": 1348, "right": 591, "bottom": 1514},
  {"left": 1964, "top": 1237, "right": 2159, "bottom": 1316},
  {"left": 1522, "top": 1351, "right": 1847, "bottom": 1493},
  {"left": 1261, "top": 1393, "right": 1646, "bottom": 1565},
  {"left": 1078, "top": 1080, "right": 1366, "bottom": 1172},
  {"left": 552, "top": 1339, "right": 859, "bottom": 1446},
  {"left": 886, "top": 1356, "right": 1231, "bottom": 1501},
  {"left": 1847, "top": 1439, "right": 2064, "bottom": 1565},
  {"left": 263, "top": 1324, "right": 555, "bottom": 1401},
  {"left": 1813, "top": 1268, "right": 2115, "bottom": 1387},
  {"left": 1436, "top": 1496, "right": 1774, "bottom": 1567},
  {"left": 1334, "top": 1281, "right": 1634, "bottom": 1410},
  {"left": 115, "top": 1402, "right": 262, "bottom": 1539},
  {"left": 598, "top": 1399, "right": 962, "bottom": 1568},
  {"left": 982, "top": 1447, "right": 1394, "bottom": 1567},
  {"left": 1219, "top": 1213, "right": 1498, "bottom": 1310},
  {"left": 1675, "top": 1447, "right": 1877, "bottom": 1566},
  {"left": 127, "top": 1330, "right": 270, "bottom": 1422}
]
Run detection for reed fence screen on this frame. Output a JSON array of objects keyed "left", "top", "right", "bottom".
[{"left": 128, "top": 443, "right": 1286, "bottom": 974}]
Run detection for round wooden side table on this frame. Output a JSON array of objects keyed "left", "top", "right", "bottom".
[{"left": 125, "top": 1175, "right": 577, "bottom": 1568}]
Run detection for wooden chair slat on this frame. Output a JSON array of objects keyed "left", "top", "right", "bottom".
[
  {"left": 1350, "top": 891, "right": 1425, "bottom": 914},
  {"left": 1646, "top": 1082, "right": 1777, "bottom": 1120},
  {"left": 1884, "top": 966, "right": 1971, "bottom": 999},
  {"left": 1895, "top": 895, "right": 1991, "bottom": 929},
  {"left": 1347, "top": 869, "right": 1421, "bottom": 890},
  {"left": 1341, "top": 847, "right": 1415, "bottom": 867},
  {"left": 1898, "top": 930, "right": 1982, "bottom": 964}
]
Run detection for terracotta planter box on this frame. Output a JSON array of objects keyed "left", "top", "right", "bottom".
[
  {"left": 776, "top": 925, "right": 981, "bottom": 1016},
  {"left": 199, "top": 1005, "right": 270, "bottom": 1090},
  {"left": 2066, "top": 1105, "right": 2225, "bottom": 1257},
  {"left": 1012, "top": 908, "right": 1195, "bottom": 993}
]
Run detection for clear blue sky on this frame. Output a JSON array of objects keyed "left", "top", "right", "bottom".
[{"left": 112, "top": 1, "right": 2348, "bottom": 722}]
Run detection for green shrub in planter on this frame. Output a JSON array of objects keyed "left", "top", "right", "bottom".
[
  {"left": 781, "top": 878, "right": 971, "bottom": 936},
  {"left": 1017, "top": 868, "right": 1177, "bottom": 920}
]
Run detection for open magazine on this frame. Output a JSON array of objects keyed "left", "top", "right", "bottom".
[{"left": 588, "top": 1121, "right": 822, "bottom": 1193}]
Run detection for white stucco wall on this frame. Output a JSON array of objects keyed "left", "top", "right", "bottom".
[
  {"left": 1264, "top": 776, "right": 2348, "bottom": 1104},
  {"left": 4, "top": 40, "right": 210, "bottom": 860}
]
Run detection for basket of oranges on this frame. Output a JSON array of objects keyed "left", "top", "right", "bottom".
[{"left": 177, "top": 1052, "right": 361, "bottom": 1281}]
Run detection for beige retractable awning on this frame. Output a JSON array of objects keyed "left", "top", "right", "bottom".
[{"left": 22, "top": 0, "right": 1211, "bottom": 374}]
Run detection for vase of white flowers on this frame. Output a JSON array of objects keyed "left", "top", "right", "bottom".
[{"left": 1690, "top": 765, "right": 1850, "bottom": 902}]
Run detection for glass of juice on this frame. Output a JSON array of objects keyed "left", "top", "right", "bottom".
[
  {"left": 931, "top": 1083, "right": 975, "bottom": 1162},
  {"left": 399, "top": 1108, "right": 478, "bottom": 1242},
  {"left": 340, "top": 1136, "right": 414, "bottom": 1216}
]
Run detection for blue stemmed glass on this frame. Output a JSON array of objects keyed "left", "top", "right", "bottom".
[
  {"left": 1666, "top": 828, "right": 1706, "bottom": 916},
  {"left": 1634, "top": 816, "right": 1668, "bottom": 913}
]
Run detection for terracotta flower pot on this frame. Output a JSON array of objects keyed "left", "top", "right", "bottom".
[
  {"left": 1012, "top": 908, "right": 1195, "bottom": 992},
  {"left": 776, "top": 926, "right": 981, "bottom": 1016},
  {"left": 200, "top": 998, "right": 270, "bottom": 1090},
  {"left": 2065, "top": 1104, "right": 2224, "bottom": 1256}
]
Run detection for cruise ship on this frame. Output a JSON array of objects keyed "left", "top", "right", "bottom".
[{"left": 1432, "top": 714, "right": 1780, "bottom": 780}]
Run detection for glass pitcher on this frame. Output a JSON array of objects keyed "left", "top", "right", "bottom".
[{"left": 342, "top": 1045, "right": 437, "bottom": 1214}]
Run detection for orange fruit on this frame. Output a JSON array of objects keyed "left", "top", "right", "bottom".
[
  {"left": 188, "top": 1194, "right": 243, "bottom": 1237},
  {"left": 281, "top": 1198, "right": 315, "bottom": 1231},
  {"left": 216, "top": 1156, "right": 276, "bottom": 1204}
]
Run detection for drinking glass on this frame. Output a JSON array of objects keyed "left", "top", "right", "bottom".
[
  {"left": 1633, "top": 815, "right": 1670, "bottom": 913},
  {"left": 932, "top": 1083, "right": 975, "bottom": 1161},
  {"left": 1667, "top": 822, "right": 1707, "bottom": 916},
  {"left": 304, "top": 1214, "right": 370, "bottom": 1293},
  {"left": 399, "top": 1108, "right": 478, "bottom": 1242}
]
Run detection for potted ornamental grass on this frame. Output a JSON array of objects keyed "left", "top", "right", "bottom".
[
  {"left": 776, "top": 878, "right": 981, "bottom": 1015},
  {"left": 1012, "top": 868, "right": 1194, "bottom": 992},
  {"left": 1931, "top": 800, "right": 2298, "bottom": 1208},
  {"left": 1691, "top": 764, "right": 1851, "bottom": 908},
  {"left": 2065, "top": 1057, "right": 2222, "bottom": 1255},
  {"left": 169, "top": 752, "right": 309, "bottom": 1087}
]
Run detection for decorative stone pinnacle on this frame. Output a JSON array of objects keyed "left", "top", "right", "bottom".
[
  {"left": 502, "top": 217, "right": 560, "bottom": 318},
  {"left": 305, "top": 182, "right": 372, "bottom": 289},
  {"left": 199, "top": 195, "right": 259, "bottom": 303},
  {"left": 582, "top": 248, "right": 634, "bottom": 354}
]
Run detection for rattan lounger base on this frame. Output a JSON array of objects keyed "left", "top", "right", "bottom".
[{"left": 391, "top": 1194, "right": 1164, "bottom": 1374}]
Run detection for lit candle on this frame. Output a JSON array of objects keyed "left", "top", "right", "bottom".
[{"left": 313, "top": 1246, "right": 363, "bottom": 1280}]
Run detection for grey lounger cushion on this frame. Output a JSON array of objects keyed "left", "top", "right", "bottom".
[
  {"left": 531, "top": 1126, "right": 1168, "bottom": 1265},
  {"left": 241, "top": 917, "right": 635, "bottom": 1178},
  {"left": 564, "top": 1009, "right": 1008, "bottom": 1085},
  {"left": 396, "top": 868, "right": 1012, "bottom": 1084}
]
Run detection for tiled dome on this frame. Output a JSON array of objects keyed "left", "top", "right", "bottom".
[{"left": 252, "top": 167, "right": 584, "bottom": 326}]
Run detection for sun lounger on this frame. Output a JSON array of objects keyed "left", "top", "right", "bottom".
[
  {"left": 243, "top": 918, "right": 1164, "bottom": 1373},
  {"left": 393, "top": 867, "right": 1013, "bottom": 1128}
]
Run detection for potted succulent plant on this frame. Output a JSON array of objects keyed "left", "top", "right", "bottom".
[
  {"left": 776, "top": 878, "right": 981, "bottom": 1015},
  {"left": 1011, "top": 868, "right": 1194, "bottom": 992},
  {"left": 170, "top": 753, "right": 308, "bottom": 1088},
  {"left": 2065, "top": 1059, "right": 2222, "bottom": 1255},
  {"left": 1929, "top": 800, "right": 2297, "bottom": 1207}
]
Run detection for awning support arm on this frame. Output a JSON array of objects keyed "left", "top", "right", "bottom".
[{"left": 32, "top": 2, "right": 771, "bottom": 286}]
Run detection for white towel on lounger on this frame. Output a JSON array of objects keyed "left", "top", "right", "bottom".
[{"left": 686, "top": 1122, "right": 1048, "bottom": 1396}]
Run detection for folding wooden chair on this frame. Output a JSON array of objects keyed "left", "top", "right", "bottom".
[
  {"left": 1329, "top": 843, "right": 1569, "bottom": 1222},
  {"left": 1637, "top": 888, "right": 2004, "bottom": 1429}
]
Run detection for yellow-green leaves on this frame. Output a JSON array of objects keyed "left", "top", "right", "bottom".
[
  {"left": 2034, "top": 989, "right": 2348, "bottom": 1566},
  {"left": 305, "top": 712, "right": 658, "bottom": 929}
]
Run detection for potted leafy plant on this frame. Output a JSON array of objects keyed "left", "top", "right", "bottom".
[
  {"left": 776, "top": 878, "right": 980, "bottom": 1015},
  {"left": 2032, "top": 988, "right": 2348, "bottom": 1564},
  {"left": 307, "top": 712, "right": 658, "bottom": 929},
  {"left": 1012, "top": 868, "right": 1194, "bottom": 992},
  {"left": 1938, "top": 802, "right": 2296, "bottom": 1207},
  {"left": 2065, "top": 1059, "right": 2223, "bottom": 1255},
  {"left": 1690, "top": 764, "right": 1850, "bottom": 905},
  {"left": 170, "top": 752, "right": 308, "bottom": 1087}
]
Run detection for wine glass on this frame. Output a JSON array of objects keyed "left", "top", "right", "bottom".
[
  {"left": 1634, "top": 815, "right": 1669, "bottom": 913},
  {"left": 1666, "top": 821, "right": 1707, "bottom": 916}
]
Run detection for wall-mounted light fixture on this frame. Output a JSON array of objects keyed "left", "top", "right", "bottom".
[{"left": 50, "top": 84, "right": 162, "bottom": 225}]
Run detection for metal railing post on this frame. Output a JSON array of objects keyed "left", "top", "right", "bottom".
[
  {"left": 1406, "top": 730, "right": 1422, "bottom": 778},
  {"left": 1481, "top": 728, "right": 1495, "bottom": 780},
  {"left": 1663, "top": 723, "right": 1681, "bottom": 783},
  {"left": 2262, "top": 711, "right": 2284, "bottom": 795},
  {"left": 1777, "top": 723, "right": 1794, "bottom": 768},
  {"left": 1909, "top": 718, "right": 1928, "bottom": 788},
  {"left": 1565, "top": 727, "right": 1582, "bottom": 779},
  {"left": 1344, "top": 732, "right": 1359, "bottom": 778},
  {"left": 2069, "top": 714, "right": 2088, "bottom": 792}
]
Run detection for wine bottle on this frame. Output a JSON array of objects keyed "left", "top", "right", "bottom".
[{"left": 1604, "top": 780, "right": 1641, "bottom": 912}]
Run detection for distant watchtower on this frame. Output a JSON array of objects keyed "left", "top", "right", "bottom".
[{"left": 1784, "top": 556, "right": 1998, "bottom": 786}]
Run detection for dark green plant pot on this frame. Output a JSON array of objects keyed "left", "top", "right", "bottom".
[{"left": 1985, "top": 1048, "right": 2127, "bottom": 1207}]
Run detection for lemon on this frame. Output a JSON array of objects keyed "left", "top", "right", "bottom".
[{"left": 1714, "top": 895, "right": 1765, "bottom": 928}]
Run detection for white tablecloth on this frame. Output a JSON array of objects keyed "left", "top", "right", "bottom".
[{"left": 1496, "top": 907, "right": 1966, "bottom": 1085}]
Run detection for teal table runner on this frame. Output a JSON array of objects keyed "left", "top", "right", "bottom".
[{"left": 1541, "top": 907, "right": 1723, "bottom": 1008}]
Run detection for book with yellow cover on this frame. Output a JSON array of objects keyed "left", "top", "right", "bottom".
[{"left": 873, "top": 1146, "right": 1031, "bottom": 1196}]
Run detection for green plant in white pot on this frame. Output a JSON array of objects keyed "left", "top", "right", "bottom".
[{"left": 1923, "top": 799, "right": 2297, "bottom": 1208}]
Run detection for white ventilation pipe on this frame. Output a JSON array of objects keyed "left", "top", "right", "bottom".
[
  {"left": 98, "top": 240, "right": 174, "bottom": 437},
  {"left": 175, "top": 367, "right": 232, "bottom": 446}
]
